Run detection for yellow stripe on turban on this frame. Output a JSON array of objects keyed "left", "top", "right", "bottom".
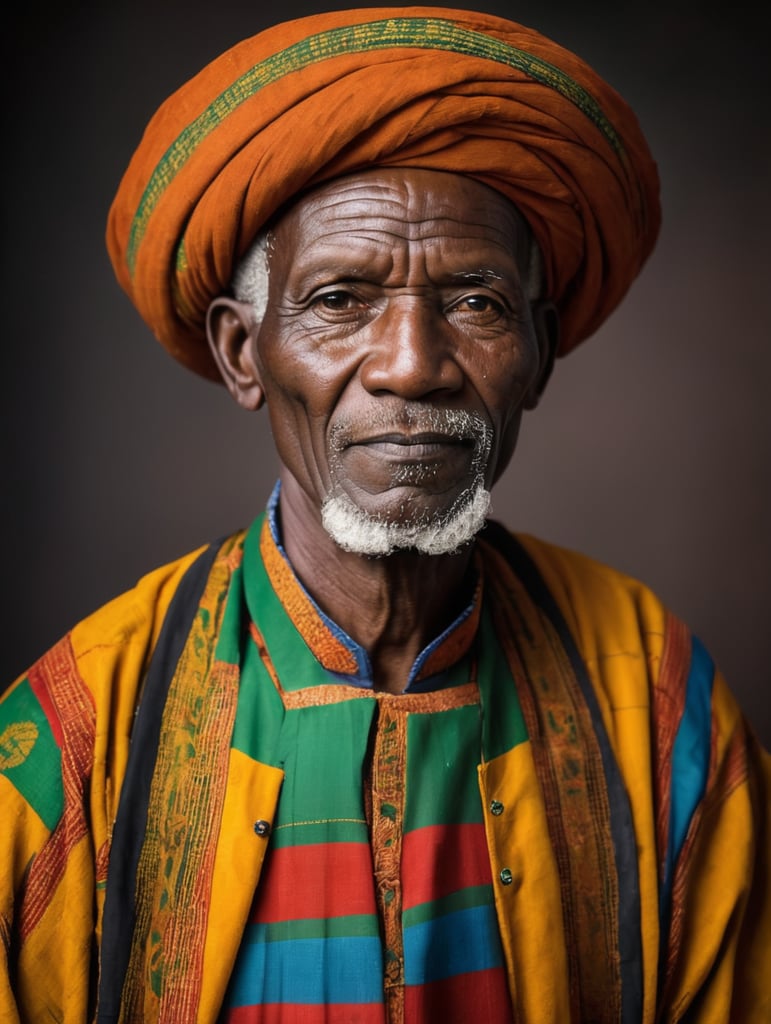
[{"left": 106, "top": 6, "right": 661, "bottom": 380}]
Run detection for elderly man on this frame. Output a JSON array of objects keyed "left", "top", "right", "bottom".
[{"left": 1, "top": 6, "right": 769, "bottom": 1023}]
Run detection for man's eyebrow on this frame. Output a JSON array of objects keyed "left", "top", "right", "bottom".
[
  {"left": 285, "top": 262, "right": 378, "bottom": 298},
  {"left": 449, "top": 269, "right": 504, "bottom": 285}
]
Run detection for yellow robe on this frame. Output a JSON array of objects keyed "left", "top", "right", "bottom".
[{"left": 1, "top": 525, "right": 769, "bottom": 1022}]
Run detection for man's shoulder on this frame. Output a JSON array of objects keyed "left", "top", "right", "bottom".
[
  {"left": 0, "top": 532, "right": 246, "bottom": 830},
  {"left": 5, "top": 533, "right": 242, "bottom": 706},
  {"left": 488, "top": 524, "right": 665, "bottom": 610},
  {"left": 483, "top": 523, "right": 672, "bottom": 662},
  {"left": 69, "top": 540, "right": 217, "bottom": 658},
  {"left": 482, "top": 525, "right": 727, "bottom": 757}
]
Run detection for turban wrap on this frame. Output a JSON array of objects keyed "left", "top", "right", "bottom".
[{"left": 107, "top": 6, "right": 661, "bottom": 380}]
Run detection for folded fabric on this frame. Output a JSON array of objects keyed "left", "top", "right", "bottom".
[{"left": 107, "top": 6, "right": 661, "bottom": 378}]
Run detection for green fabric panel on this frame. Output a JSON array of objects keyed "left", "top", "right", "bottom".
[
  {"left": 404, "top": 705, "right": 484, "bottom": 831},
  {"left": 403, "top": 883, "right": 491, "bottom": 928},
  {"left": 477, "top": 601, "right": 528, "bottom": 760},
  {"left": 270, "top": 700, "right": 377, "bottom": 850},
  {"left": 213, "top": 529, "right": 288, "bottom": 764},
  {"left": 230, "top": 634, "right": 286, "bottom": 765},
  {"left": 242, "top": 515, "right": 343, "bottom": 691},
  {"left": 0, "top": 679, "right": 63, "bottom": 830}
]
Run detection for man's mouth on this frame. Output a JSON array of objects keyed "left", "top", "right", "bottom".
[
  {"left": 327, "top": 405, "right": 494, "bottom": 494},
  {"left": 350, "top": 432, "right": 474, "bottom": 458}
]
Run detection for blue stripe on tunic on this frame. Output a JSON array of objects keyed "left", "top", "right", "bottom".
[
  {"left": 662, "top": 635, "right": 714, "bottom": 913},
  {"left": 403, "top": 903, "right": 504, "bottom": 985},
  {"left": 226, "top": 932, "right": 384, "bottom": 1006}
]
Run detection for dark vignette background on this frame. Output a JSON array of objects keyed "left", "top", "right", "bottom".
[{"left": 2, "top": 1, "right": 770, "bottom": 747}]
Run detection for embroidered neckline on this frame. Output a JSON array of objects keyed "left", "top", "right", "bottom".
[{"left": 253, "top": 482, "right": 482, "bottom": 691}]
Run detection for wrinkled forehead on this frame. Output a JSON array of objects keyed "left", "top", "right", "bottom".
[{"left": 268, "top": 167, "right": 534, "bottom": 268}]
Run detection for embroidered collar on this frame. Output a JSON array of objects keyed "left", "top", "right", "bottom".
[{"left": 250, "top": 482, "right": 482, "bottom": 692}]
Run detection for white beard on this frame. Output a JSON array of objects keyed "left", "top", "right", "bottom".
[
  {"left": 321, "top": 481, "right": 491, "bottom": 557},
  {"left": 321, "top": 403, "right": 494, "bottom": 557}
]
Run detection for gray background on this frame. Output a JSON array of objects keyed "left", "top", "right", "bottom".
[{"left": 3, "top": 1, "right": 770, "bottom": 747}]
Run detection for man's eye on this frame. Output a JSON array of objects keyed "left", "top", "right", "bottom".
[
  {"left": 460, "top": 294, "right": 501, "bottom": 309},
  {"left": 315, "top": 290, "right": 358, "bottom": 310},
  {"left": 455, "top": 294, "right": 504, "bottom": 314}
]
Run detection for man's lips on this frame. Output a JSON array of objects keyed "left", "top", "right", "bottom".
[
  {"left": 344, "top": 432, "right": 474, "bottom": 457},
  {"left": 339, "top": 432, "right": 477, "bottom": 491},
  {"left": 329, "top": 411, "right": 491, "bottom": 496}
]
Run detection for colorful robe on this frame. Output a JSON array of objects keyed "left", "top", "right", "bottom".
[{"left": 1, "top": 511, "right": 769, "bottom": 1022}]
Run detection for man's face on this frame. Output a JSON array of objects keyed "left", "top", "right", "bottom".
[{"left": 248, "top": 168, "right": 551, "bottom": 543}]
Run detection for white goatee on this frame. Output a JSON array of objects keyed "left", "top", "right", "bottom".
[
  {"left": 321, "top": 404, "right": 493, "bottom": 557},
  {"left": 321, "top": 482, "right": 491, "bottom": 556}
]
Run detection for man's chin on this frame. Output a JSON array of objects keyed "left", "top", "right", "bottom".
[{"left": 320, "top": 484, "right": 492, "bottom": 557}]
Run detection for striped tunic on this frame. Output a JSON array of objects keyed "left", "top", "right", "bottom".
[
  {"left": 221, "top": 493, "right": 513, "bottom": 1021},
  {"left": 221, "top": 689, "right": 513, "bottom": 1022},
  {"left": 1, "top": 488, "right": 769, "bottom": 1021}
]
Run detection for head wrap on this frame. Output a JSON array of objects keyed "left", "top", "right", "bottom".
[{"left": 107, "top": 6, "right": 660, "bottom": 380}]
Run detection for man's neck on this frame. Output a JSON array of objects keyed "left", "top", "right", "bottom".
[{"left": 277, "top": 479, "right": 477, "bottom": 694}]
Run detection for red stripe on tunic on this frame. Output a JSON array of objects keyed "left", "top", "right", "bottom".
[
  {"left": 404, "top": 968, "right": 513, "bottom": 1020},
  {"left": 226, "top": 1003, "right": 385, "bottom": 1023},
  {"left": 402, "top": 823, "right": 493, "bottom": 910},
  {"left": 252, "top": 842, "right": 377, "bottom": 923}
]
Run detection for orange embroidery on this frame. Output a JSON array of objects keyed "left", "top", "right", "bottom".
[
  {"left": 371, "top": 698, "right": 407, "bottom": 1024},
  {"left": 121, "top": 534, "right": 243, "bottom": 1022},
  {"left": 277, "top": 679, "right": 479, "bottom": 710},
  {"left": 259, "top": 519, "right": 358, "bottom": 675}
]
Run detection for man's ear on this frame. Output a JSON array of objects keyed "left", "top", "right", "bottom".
[
  {"left": 525, "top": 299, "right": 560, "bottom": 410},
  {"left": 206, "top": 297, "right": 265, "bottom": 410}
]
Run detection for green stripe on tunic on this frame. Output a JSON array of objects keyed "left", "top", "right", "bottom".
[
  {"left": 246, "top": 915, "right": 381, "bottom": 943},
  {"left": 403, "top": 883, "right": 493, "bottom": 928}
]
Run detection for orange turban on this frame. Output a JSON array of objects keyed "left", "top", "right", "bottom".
[{"left": 107, "top": 6, "right": 660, "bottom": 380}]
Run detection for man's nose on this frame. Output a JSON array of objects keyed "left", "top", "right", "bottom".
[{"left": 359, "top": 298, "right": 464, "bottom": 398}]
